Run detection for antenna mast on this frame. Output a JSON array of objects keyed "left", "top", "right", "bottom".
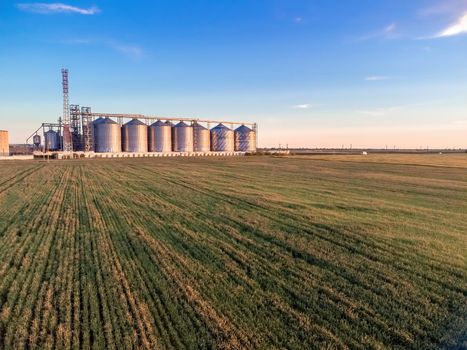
[{"left": 61, "top": 68, "right": 73, "bottom": 153}]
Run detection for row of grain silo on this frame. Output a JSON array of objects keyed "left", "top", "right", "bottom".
[{"left": 93, "top": 118, "right": 256, "bottom": 154}]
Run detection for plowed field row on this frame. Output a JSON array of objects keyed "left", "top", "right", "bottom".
[{"left": 0, "top": 155, "right": 465, "bottom": 349}]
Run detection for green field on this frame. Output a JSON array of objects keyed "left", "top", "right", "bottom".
[{"left": 0, "top": 155, "right": 465, "bottom": 349}]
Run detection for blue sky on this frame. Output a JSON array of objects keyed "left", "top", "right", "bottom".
[{"left": 0, "top": 0, "right": 466, "bottom": 147}]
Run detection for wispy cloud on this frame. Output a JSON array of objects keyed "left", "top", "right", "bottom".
[
  {"left": 435, "top": 12, "right": 467, "bottom": 37},
  {"left": 291, "top": 104, "right": 313, "bottom": 109},
  {"left": 365, "top": 76, "right": 391, "bottom": 81},
  {"left": 356, "top": 102, "right": 434, "bottom": 117},
  {"left": 383, "top": 23, "right": 397, "bottom": 35},
  {"left": 62, "top": 38, "right": 92, "bottom": 44},
  {"left": 17, "top": 3, "right": 100, "bottom": 15},
  {"left": 108, "top": 42, "right": 144, "bottom": 59},
  {"left": 418, "top": 1, "right": 467, "bottom": 38},
  {"left": 419, "top": 0, "right": 467, "bottom": 17},
  {"left": 62, "top": 38, "right": 144, "bottom": 59},
  {"left": 356, "top": 106, "right": 403, "bottom": 117},
  {"left": 357, "top": 22, "right": 398, "bottom": 41}
]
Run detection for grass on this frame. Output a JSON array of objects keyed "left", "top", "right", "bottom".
[{"left": 0, "top": 154, "right": 465, "bottom": 349}]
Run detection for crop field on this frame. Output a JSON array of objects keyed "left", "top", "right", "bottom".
[{"left": 0, "top": 155, "right": 465, "bottom": 349}]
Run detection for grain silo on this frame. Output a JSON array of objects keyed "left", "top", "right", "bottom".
[
  {"left": 173, "top": 121, "right": 193, "bottom": 152},
  {"left": 234, "top": 125, "right": 256, "bottom": 152},
  {"left": 44, "top": 130, "right": 60, "bottom": 151},
  {"left": 92, "top": 118, "right": 103, "bottom": 152},
  {"left": 33, "top": 135, "right": 41, "bottom": 149},
  {"left": 94, "top": 117, "right": 121, "bottom": 153},
  {"left": 148, "top": 120, "right": 172, "bottom": 152},
  {"left": 168, "top": 121, "right": 175, "bottom": 151},
  {"left": 0, "top": 130, "right": 9, "bottom": 156},
  {"left": 122, "top": 119, "right": 148, "bottom": 153},
  {"left": 211, "top": 124, "right": 234, "bottom": 152},
  {"left": 193, "top": 122, "right": 210, "bottom": 152}
]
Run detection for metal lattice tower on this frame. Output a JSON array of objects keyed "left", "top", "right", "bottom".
[
  {"left": 81, "top": 106, "right": 93, "bottom": 152},
  {"left": 70, "top": 104, "right": 82, "bottom": 151},
  {"left": 61, "top": 68, "right": 73, "bottom": 153}
]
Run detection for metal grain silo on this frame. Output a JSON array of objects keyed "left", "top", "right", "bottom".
[
  {"left": 0, "top": 130, "right": 9, "bottom": 156},
  {"left": 122, "top": 119, "right": 148, "bottom": 153},
  {"left": 193, "top": 122, "right": 210, "bottom": 152},
  {"left": 210, "top": 124, "right": 234, "bottom": 152},
  {"left": 173, "top": 121, "right": 193, "bottom": 152},
  {"left": 94, "top": 117, "right": 121, "bottom": 153},
  {"left": 234, "top": 125, "right": 257, "bottom": 152},
  {"left": 148, "top": 120, "right": 172, "bottom": 152},
  {"left": 33, "top": 135, "right": 41, "bottom": 148},
  {"left": 44, "top": 130, "right": 60, "bottom": 151}
]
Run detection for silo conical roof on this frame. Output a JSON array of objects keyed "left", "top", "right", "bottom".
[
  {"left": 124, "top": 118, "right": 146, "bottom": 126},
  {"left": 101, "top": 117, "right": 118, "bottom": 125},
  {"left": 235, "top": 124, "right": 252, "bottom": 132},
  {"left": 93, "top": 117, "right": 105, "bottom": 125},
  {"left": 211, "top": 123, "right": 231, "bottom": 131},
  {"left": 175, "top": 121, "right": 191, "bottom": 128},
  {"left": 193, "top": 122, "right": 208, "bottom": 130},
  {"left": 151, "top": 120, "right": 166, "bottom": 127}
]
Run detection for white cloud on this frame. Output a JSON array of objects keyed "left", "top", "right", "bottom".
[
  {"left": 291, "top": 104, "right": 312, "bottom": 109},
  {"left": 356, "top": 107, "right": 400, "bottom": 117},
  {"left": 384, "top": 23, "right": 396, "bottom": 34},
  {"left": 107, "top": 42, "right": 144, "bottom": 59},
  {"left": 355, "top": 102, "right": 433, "bottom": 117},
  {"left": 61, "top": 38, "right": 145, "bottom": 59},
  {"left": 420, "top": 0, "right": 467, "bottom": 17},
  {"left": 17, "top": 3, "right": 100, "bottom": 15},
  {"left": 365, "top": 76, "right": 390, "bottom": 81},
  {"left": 358, "top": 22, "right": 398, "bottom": 41},
  {"left": 435, "top": 12, "right": 467, "bottom": 37},
  {"left": 63, "top": 38, "right": 92, "bottom": 44},
  {"left": 356, "top": 104, "right": 416, "bottom": 117}
]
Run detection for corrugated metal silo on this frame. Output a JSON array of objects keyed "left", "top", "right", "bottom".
[
  {"left": 33, "top": 135, "right": 41, "bottom": 148},
  {"left": 234, "top": 125, "right": 257, "bottom": 152},
  {"left": 0, "top": 130, "right": 9, "bottom": 156},
  {"left": 148, "top": 120, "right": 172, "bottom": 152},
  {"left": 94, "top": 117, "right": 121, "bottom": 153},
  {"left": 168, "top": 121, "right": 176, "bottom": 151},
  {"left": 44, "top": 130, "right": 60, "bottom": 151},
  {"left": 92, "top": 117, "right": 103, "bottom": 152},
  {"left": 122, "top": 119, "right": 148, "bottom": 153},
  {"left": 173, "top": 121, "right": 193, "bottom": 152},
  {"left": 210, "top": 124, "right": 234, "bottom": 152},
  {"left": 193, "top": 122, "right": 210, "bottom": 152}
]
